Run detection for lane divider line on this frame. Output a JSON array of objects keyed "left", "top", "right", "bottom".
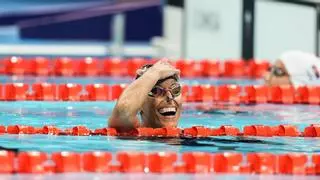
[
  {"left": 1, "top": 56, "right": 269, "bottom": 78},
  {"left": 0, "top": 150, "right": 319, "bottom": 174},
  {"left": 2, "top": 124, "right": 320, "bottom": 138},
  {"left": 0, "top": 83, "right": 319, "bottom": 105}
]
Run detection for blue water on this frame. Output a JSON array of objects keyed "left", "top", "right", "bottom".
[
  {"left": 0, "top": 97, "right": 320, "bottom": 153},
  {"left": 0, "top": 76, "right": 319, "bottom": 179},
  {"left": 0, "top": 76, "right": 319, "bottom": 154}
]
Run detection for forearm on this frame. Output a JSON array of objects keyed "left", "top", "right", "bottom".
[
  {"left": 117, "top": 70, "right": 159, "bottom": 114},
  {"left": 109, "top": 70, "right": 159, "bottom": 127}
]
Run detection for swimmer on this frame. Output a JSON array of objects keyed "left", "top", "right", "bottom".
[
  {"left": 108, "top": 59, "right": 182, "bottom": 132},
  {"left": 264, "top": 50, "right": 320, "bottom": 86}
]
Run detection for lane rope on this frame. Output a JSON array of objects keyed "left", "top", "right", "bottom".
[
  {"left": 0, "top": 150, "right": 319, "bottom": 174},
  {"left": 1, "top": 56, "right": 269, "bottom": 78},
  {"left": 0, "top": 83, "right": 319, "bottom": 105},
  {"left": 2, "top": 124, "right": 320, "bottom": 138}
]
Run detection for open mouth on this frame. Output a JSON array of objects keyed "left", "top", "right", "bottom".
[{"left": 158, "top": 107, "right": 177, "bottom": 116}]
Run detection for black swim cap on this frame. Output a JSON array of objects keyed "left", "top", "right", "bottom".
[{"left": 135, "top": 64, "right": 179, "bottom": 84}]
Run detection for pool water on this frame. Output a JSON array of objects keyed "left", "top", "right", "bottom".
[
  {"left": 0, "top": 101, "right": 320, "bottom": 154},
  {"left": 0, "top": 76, "right": 319, "bottom": 155},
  {"left": 0, "top": 76, "right": 319, "bottom": 180}
]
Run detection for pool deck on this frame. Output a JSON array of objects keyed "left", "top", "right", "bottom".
[{"left": 1, "top": 173, "right": 319, "bottom": 180}]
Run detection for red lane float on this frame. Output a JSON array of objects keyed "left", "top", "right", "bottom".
[
  {"left": 217, "top": 85, "right": 241, "bottom": 103},
  {"left": 4, "top": 56, "right": 26, "bottom": 75},
  {"left": 223, "top": 60, "right": 246, "bottom": 77},
  {"left": 5, "top": 83, "right": 28, "bottom": 101},
  {"left": 268, "top": 86, "right": 282, "bottom": 103},
  {"left": 247, "top": 60, "right": 270, "bottom": 78},
  {"left": 52, "top": 152, "right": 81, "bottom": 173},
  {"left": 62, "top": 128, "right": 73, "bottom": 136},
  {"left": 295, "top": 86, "right": 309, "bottom": 104},
  {"left": 280, "top": 86, "right": 295, "bottom": 104},
  {"left": 103, "top": 58, "right": 127, "bottom": 76},
  {"left": 7, "top": 125, "right": 35, "bottom": 134},
  {"left": 313, "top": 154, "right": 320, "bottom": 174},
  {"left": 247, "top": 153, "right": 276, "bottom": 174},
  {"left": 110, "top": 84, "right": 127, "bottom": 100},
  {"left": 181, "top": 85, "right": 193, "bottom": 102},
  {"left": 127, "top": 58, "right": 147, "bottom": 77},
  {"left": 148, "top": 152, "right": 177, "bottom": 173},
  {"left": 93, "top": 128, "right": 117, "bottom": 136},
  {"left": 213, "top": 153, "right": 243, "bottom": 173},
  {"left": 58, "top": 83, "right": 82, "bottom": 101},
  {"left": 54, "top": 57, "right": 76, "bottom": 76},
  {"left": 72, "top": 126, "right": 91, "bottom": 136},
  {"left": 42, "top": 125, "right": 60, "bottom": 135},
  {"left": 77, "top": 57, "right": 99, "bottom": 76},
  {"left": 243, "top": 125, "right": 273, "bottom": 137},
  {"left": 267, "top": 86, "right": 295, "bottom": 104},
  {"left": 192, "top": 85, "right": 215, "bottom": 102},
  {"left": 1, "top": 150, "right": 320, "bottom": 175},
  {"left": 83, "top": 152, "right": 112, "bottom": 172},
  {"left": 278, "top": 154, "right": 308, "bottom": 174},
  {"left": 182, "top": 152, "right": 212, "bottom": 173},
  {"left": 130, "top": 128, "right": 155, "bottom": 137},
  {"left": 29, "top": 57, "right": 51, "bottom": 75},
  {"left": 32, "top": 83, "right": 56, "bottom": 101},
  {"left": 245, "top": 85, "right": 269, "bottom": 103},
  {"left": 219, "top": 125, "right": 240, "bottom": 136},
  {"left": 176, "top": 60, "right": 203, "bottom": 77},
  {"left": 18, "top": 152, "right": 47, "bottom": 173},
  {"left": 117, "top": 152, "right": 145, "bottom": 172},
  {"left": 0, "top": 126, "right": 5, "bottom": 134},
  {"left": 304, "top": 124, "right": 320, "bottom": 137},
  {"left": 183, "top": 126, "right": 210, "bottom": 137},
  {"left": 0, "top": 84, "right": 3, "bottom": 101},
  {"left": 154, "top": 127, "right": 180, "bottom": 137},
  {"left": 86, "top": 84, "right": 109, "bottom": 101},
  {"left": 0, "top": 150, "right": 14, "bottom": 173},
  {"left": 1, "top": 57, "right": 271, "bottom": 77},
  {"left": 275, "top": 125, "right": 300, "bottom": 137},
  {"left": 201, "top": 60, "right": 220, "bottom": 77},
  {"left": 2, "top": 124, "right": 320, "bottom": 138},
  {"left": 308, "top": 86, "right": 320, "bottom": 105},
  {"left": 0, "top": 83, "right": 319, "bottom": 104}
]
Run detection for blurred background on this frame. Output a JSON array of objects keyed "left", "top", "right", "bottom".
[{"left": 0, "top": 0, "right": 318, "bottom": 60}]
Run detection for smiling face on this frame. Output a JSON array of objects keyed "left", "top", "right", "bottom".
[{"left": 140, "top": 78, "right": 182, "bottom": 128}]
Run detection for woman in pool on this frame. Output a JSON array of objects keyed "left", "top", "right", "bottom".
[
  {"left": 108, "top": 59, "right": 182, "bottom": 131},
  {"left": 264, "top": 50, "right": 320, "bottom": 86}
]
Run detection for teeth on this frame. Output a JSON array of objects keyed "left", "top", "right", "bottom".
[{"left": 159, "top": 107, "right": 176, "bottom": 113}]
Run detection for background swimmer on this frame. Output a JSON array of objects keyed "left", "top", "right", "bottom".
[{"left": 264, "top": 50, "right": 320, "bottom": 86}]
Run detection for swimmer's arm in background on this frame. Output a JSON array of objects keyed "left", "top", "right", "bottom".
[{"left": 108, "top": 60, "right": 180, "bottom": 131}]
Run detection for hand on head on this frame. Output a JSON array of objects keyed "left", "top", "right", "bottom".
[{"left": 146, "top": 59, "right": 180, "bottom": 80}]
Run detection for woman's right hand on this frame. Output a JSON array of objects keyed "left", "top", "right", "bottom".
[{"left": 150, "top": 59, "right": 180, "bottom": 80}]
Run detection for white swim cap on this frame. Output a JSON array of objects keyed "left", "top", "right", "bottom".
[{"left": 279, "top": 50, "right": 320, "bottom": 86}]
